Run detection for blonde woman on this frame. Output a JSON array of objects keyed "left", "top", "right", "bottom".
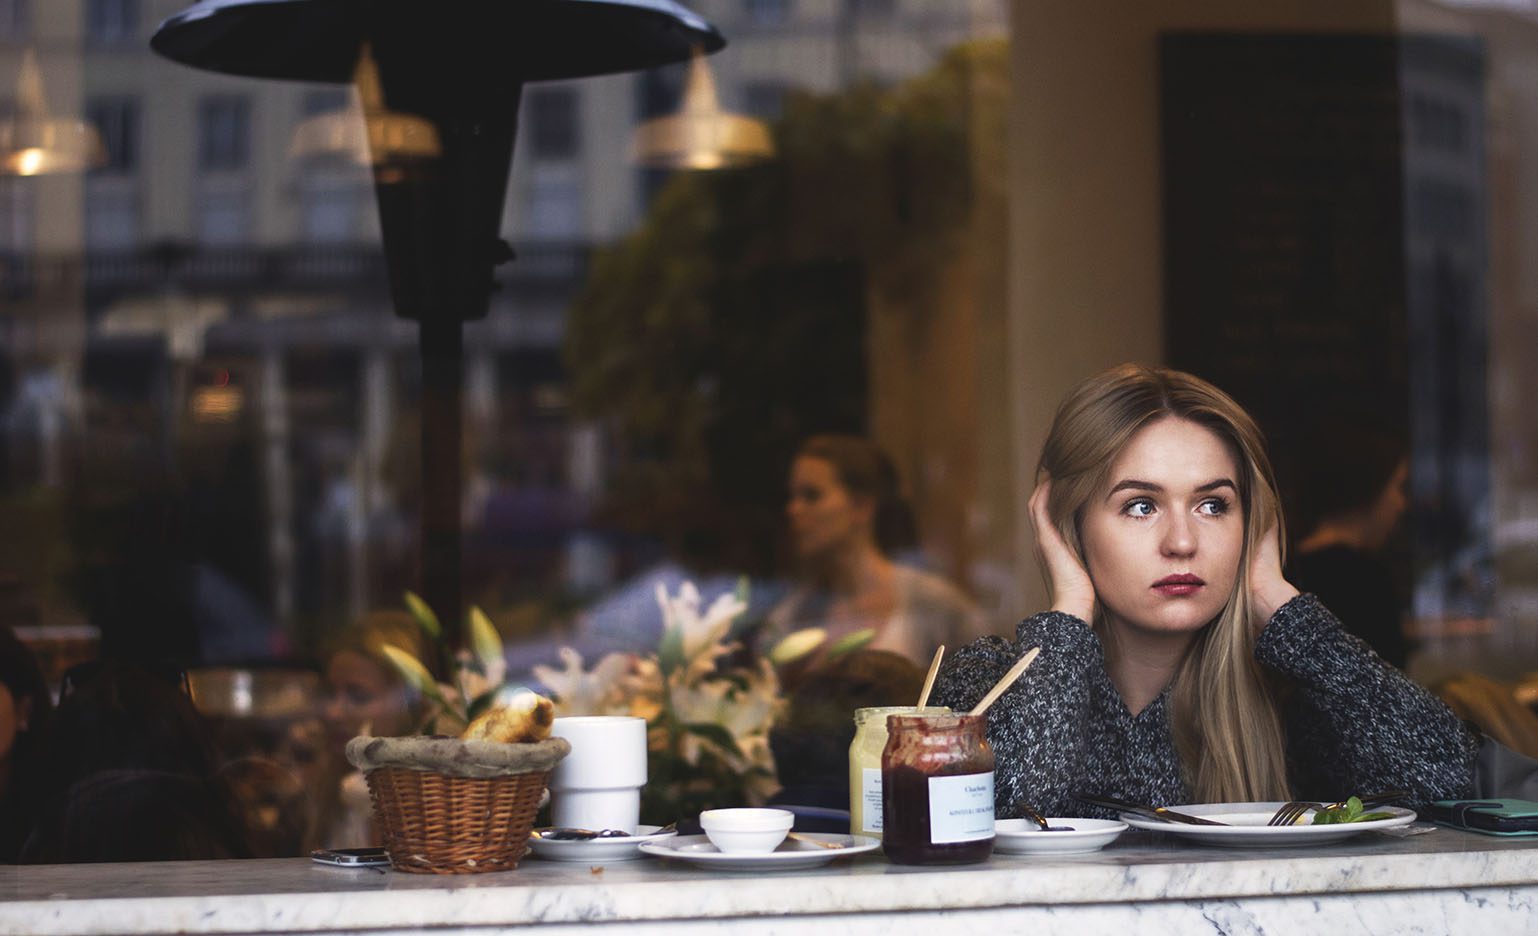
[{"left": 931, "top": 364, "right": 1477, "bottom": 816}]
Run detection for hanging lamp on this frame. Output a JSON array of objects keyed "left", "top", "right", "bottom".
[
  {"left": 0, "top": 49, "right": 106, "bottom": 176},
  {"left": 289, "top": 42, "right": 441, "bottom": 176},
  {"left": 630, "top": 46, "right": 773, "bottom": 170}
]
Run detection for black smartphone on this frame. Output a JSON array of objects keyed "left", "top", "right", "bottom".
[{"left": 310, "top": 847, "right": 391, "bottom": 867}]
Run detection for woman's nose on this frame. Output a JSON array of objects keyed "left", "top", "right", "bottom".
[{"left": 1161, "top": 514, "right": 1197, "bottom": 557}]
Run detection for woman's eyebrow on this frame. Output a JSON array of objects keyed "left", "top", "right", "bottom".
[{"left": 1105, "top": 477, "right": 1237, "bottom": 499}]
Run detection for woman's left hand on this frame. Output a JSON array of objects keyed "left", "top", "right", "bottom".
[{"left": 1248, "top": 522, "right": 1300, "bottom": 635}]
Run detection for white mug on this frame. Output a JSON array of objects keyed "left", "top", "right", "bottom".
[{"left": 548, "top": 715, "right": 648, "bottom": 833}]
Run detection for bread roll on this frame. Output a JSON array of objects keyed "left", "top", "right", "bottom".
[{"left": 461, "top": 690, "right": 555, "bottom": 743}]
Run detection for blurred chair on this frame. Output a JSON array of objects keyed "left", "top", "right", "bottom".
[{"left": 1433, "top": 672, "right": 1538, "bottom": 759}]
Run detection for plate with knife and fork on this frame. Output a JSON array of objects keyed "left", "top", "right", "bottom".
[{"left": 1076, "top": 793, "right": 1417, "bottom": 847}]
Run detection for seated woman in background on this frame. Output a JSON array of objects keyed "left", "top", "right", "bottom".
[
  {"left": 932, "top": 364, "right": 1477, "bottom": 817},
  {"left": 315, "top": 610, "right": 428, "bottom": 848},
  {"left": 24, "top": 662, "right": 251, "bottom": 863},
  {"left": 764, "top": 434, "right": 987, "bottom": 677}
]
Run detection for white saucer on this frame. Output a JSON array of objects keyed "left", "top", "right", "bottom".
[
  {"left": 639, "top": 833, "right": 880, "bottom": 870},
  {"left": 993, "top": 817, "right": 1129, "bottom": 855},
  {"left": 1119, "top": 802, "right": 1418, "bottom": 847},
  {"left": 526, "top": 825, "right": 678, "bottom": 862}
]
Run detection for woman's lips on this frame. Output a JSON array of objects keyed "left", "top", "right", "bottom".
[{"left": 1152, "top": 573, "right": 1204, "bottom": 596}]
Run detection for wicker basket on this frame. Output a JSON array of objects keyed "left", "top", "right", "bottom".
[
  {"left": 347, "top": 735, "right": 569, "bottom": 875},
  {"left": 363, "top": 766, "right": 550, "bottom": 874}
]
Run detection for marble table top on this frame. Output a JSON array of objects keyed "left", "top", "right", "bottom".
[{"left": 3, "top": 826, "right": 1537, "bottom": 934}]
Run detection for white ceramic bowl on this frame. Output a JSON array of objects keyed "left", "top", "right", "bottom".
[{"left": 698, "top": 808, "right": 794, "bottom": 854}]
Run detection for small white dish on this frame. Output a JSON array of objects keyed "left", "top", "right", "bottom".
[
  {"left": 639, "top": 833, "right": 879, "bottom": 871},
  {"left": 993, "top": 817, "right": 1129, "bottom": 855},
  {"left": 1119, "top": 802, "right": 1417, "bottom": 847},
  {"left": 526, "top": 825, "right": 678, "bottom": 863},
  {"left": 698, "top": 807, "right": 794, "bottom": 854}
]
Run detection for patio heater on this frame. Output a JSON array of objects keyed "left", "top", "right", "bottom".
[{"left": 151, "top": 0, "right": 724, "bottom": 659}]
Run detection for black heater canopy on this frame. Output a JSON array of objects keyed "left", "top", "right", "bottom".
[
  {"left": 151, "top": 0, "right": 724, "bottom": 654},
  {"left": 151, "top": 0, "right": 725, "bottom": 83}
]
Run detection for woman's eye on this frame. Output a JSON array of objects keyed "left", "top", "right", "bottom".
[
  {"left": 1123, "top": 499, "right": 1156, "bottom": 518},
  {"left": 1197, "top": 497, "right": 1230, "bottom": 517}
]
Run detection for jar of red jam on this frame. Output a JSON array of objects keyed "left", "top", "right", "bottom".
[{"left": 880, "top": 712, "right": 995, "bottom": 864}]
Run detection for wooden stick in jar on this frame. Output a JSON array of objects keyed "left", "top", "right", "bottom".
[
  {"left": 968, "top": 646, "right": 1042, "bottom": 717},
  {"left": 916, "top": 645, "right": 945, "bottom": 708}
]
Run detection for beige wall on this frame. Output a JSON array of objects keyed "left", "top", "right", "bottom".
[{"left": 1005, "top": 0, "right": 1397, "bottom": 614}]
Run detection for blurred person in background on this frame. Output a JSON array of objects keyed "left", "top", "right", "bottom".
[
  {"left": 762, "top": 434, "right": 986, "bottom": 680},
  {"left": 0, "top": 625, "right": 53, "bottom": 861},
  {"left": 1287, "top": 428, "right": 1411, "bottom": 669},
  {"left": 315, "top": 610, "right": 429, "bottom": 848},
  {"left": 23, "top": 661, "right": 250, "bottom": 862}
]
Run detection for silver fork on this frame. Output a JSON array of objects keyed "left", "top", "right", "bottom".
[{"left": 1267, "top": 801, "right": 1322, "bottom": 827}]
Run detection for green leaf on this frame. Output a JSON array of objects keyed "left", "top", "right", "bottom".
[
  {"left": 403, "top": 591, "right": 442, "bottom": 641},
  {"left": 681, "top": 722, "right": 744, "bottom": 759},
  {"left": 467, "top": 606, "right": 504, "bottom": 671},
  {"left": 657, "top": 624, "right": 685, "bottom": 676},
  {"left": 767, "top": 627, "right": 826, "bottom": 665},
  {"left": 825, "top": 627, "right": 876, "bottom": 661}
]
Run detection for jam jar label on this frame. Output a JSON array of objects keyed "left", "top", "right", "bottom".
[
  {"left": 862, "top": 768, "right": 884, "bottom": 833},
  {"left": 926, "top": 772, "right": 995, "bottom": 843}
]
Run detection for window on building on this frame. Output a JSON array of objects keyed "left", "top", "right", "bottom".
[
  {"left": 86, "top": 97, "right": 138, "bottom": 173},
  {"left": 198, "top": 95, "right": 251, "bottom": 171},
  {"left": 300, "top": 170, "right": 364, "bottom": 244},
  {"left": 302, "top": 88, "right": 349, "bottom": 117},
  {"left": 0, "top": 0, "right": 30, "bottom": 38},
  {"left": 85, "top": 182, "right": 138, "bottom": 250},
  {"left": 196, "top": 186, "right": 250, "bottom": 245},
  {"left": 526, "top": 168, "right": 581, "bottom": 239},
  {"left": 0, "top": 178, "right": 31, "bottom": 253},
  {"left": 745, "top": 0, "right": 793, "bottom": 25},
  {"left": 85, "top": 0, "right": 137, "bottom": 44},
  {"left": 527, "top": 87, "right": 580, "bottom": 161}
]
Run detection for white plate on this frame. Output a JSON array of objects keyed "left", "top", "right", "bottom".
[
  {"left": 1120, "top": 802, "right": 1417, "bottom": 847},
  {"left": 993, "top": 817, "right": 1128, "bottom": 855},
  {"left": 527, "top": 825, "right": 678, "bottom": 862},
  {"left": 639, "top": 833, "right": 880, "bottom": 870}
]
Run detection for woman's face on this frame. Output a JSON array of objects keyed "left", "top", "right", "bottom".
[
  {"left": 1078, "top": 417, "right": 1245, "bottom": 640},
  {"left": 323, "top": 649, "right": 412, "bottom": 747},
  {"left": 786, "top": 455, "right": 871, "bottom": 560}
]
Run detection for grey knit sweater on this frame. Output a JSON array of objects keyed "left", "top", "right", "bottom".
[{"left": 929, "top": 593, "right": 1478, "bottom": 818}]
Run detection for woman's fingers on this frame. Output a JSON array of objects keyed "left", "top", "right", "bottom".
[
  {"left": 1248, "top": 521, "right": 1299, "bottom": 631},
  {"left": 1030, "top": 480, "right": 1096, "bottom": 622}
]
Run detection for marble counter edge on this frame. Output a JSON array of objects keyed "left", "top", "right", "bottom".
[{"left": 5, "top": 845, "right": 1538, "bottom": 934}]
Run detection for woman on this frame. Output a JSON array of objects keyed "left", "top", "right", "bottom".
[
  {"left": 765, "top": 434, "right": 987, "bottom": 672},
  {"left": 315, "top": 611, "right": 428, "bottom": 848},
  {"left": 931, "top": 364, "right": 1476, "bottom": 816}
]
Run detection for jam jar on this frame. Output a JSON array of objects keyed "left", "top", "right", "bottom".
[
  {"left": 848, "top": 705, "right": 949, "bottom": 839},
  {"left": 880, "top": 712, "right": 995, "bottom": 864}
]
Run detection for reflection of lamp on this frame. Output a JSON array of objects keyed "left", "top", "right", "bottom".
[
  {"left": 0, "top": 49, "right": 106, "bottom": 176},
  {"left": 289, "top": 42, "right": 441, "bottom": 174},
  {"left": 630, "top": 47, "right": 773, "bottom": 170}
]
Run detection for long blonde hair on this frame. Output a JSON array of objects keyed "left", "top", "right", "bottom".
[{"left": 1038, "top": 363, "right": 1289, "bottom": 802}]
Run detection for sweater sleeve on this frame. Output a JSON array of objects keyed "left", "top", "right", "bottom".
[
  {"left": 928, "top": 611, "right": 1102, "bottom": 817},
  {"left": 1254, "top": 592, "right": 1477, "bottom": 807}
]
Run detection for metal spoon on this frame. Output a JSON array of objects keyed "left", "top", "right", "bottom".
[{"left": 1018, "top": 804, "right": 1075, "bottom": 832}]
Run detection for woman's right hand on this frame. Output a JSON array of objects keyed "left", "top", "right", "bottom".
[{"left": 1029, "top": 480, "right": 1095, "bottom": 622}]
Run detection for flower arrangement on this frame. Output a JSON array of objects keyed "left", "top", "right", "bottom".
[
  {"left": 533, "top": 580, "right": 785, "bottom": 822},
  {"left": 380, "top": 592, "right": 516, "bottom": 736}
]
